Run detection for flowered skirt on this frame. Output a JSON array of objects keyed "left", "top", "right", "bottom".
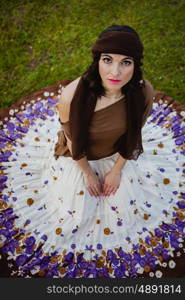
[{"left": 0, "top": 80, "right": 185, "bottom": 278}]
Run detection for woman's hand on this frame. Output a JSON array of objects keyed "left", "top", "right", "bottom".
[
  {"left": 103, "top": 170, "right": 121, "bottom": 196},
  {"left": 83, "top": 171, "right": 103, "bottom": 197}
]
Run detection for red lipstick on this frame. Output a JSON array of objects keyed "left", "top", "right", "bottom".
[{"left": 108, "top": 79, "right": 121, "bottom": 83}]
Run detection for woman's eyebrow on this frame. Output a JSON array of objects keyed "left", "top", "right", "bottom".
[{"left": 101, "top": 54, "right": 133, "bottom": 60}]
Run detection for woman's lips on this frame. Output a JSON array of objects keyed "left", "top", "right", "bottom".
[{"left": 108, "top": 79, "right": 121, "bottom": 84}]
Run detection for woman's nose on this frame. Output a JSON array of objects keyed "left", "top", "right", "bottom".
[{"left": 110, "top": 64, "right": 120, "bottom": 76}]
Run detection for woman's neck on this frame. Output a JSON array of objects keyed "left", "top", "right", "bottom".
[
  {"left": 104, "top": 92, "right": 123, "bottom": 101},
  {"left": 104, "top": 88, "right": 123, "bottom": 100}
]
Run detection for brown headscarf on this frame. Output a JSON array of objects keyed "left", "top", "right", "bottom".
[{"left": 92, "top": 31, "right": 143, "bottom": 63}]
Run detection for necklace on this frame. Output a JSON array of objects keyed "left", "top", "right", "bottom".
[{"left": 99, "top": 94, "right": 125, "bottom": 102}]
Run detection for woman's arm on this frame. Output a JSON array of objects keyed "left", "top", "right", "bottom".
[
  {"left": 111, "top": 154, "right": 127, "bottom": 174},
  {"left": 65, "top": 134, "right": 102, "bottom": 197},
  {"left": 59, "top": 89, "right": 101, "bottom": 196},
  {"left": 103, "top": 154, "right": 126, "bottom": 196},
  {"left": 64, "top": 134, "right": 94, "bottom": 175}
]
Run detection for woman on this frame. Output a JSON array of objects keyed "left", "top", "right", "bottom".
[
  {"left": 0, "top": 25, "right": 184, "bottom": 278},
  {"left": 55, "top": 25, "right": 154, "bottom": 198}
]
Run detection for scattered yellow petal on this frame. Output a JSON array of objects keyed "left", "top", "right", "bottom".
[
  {"left": 50, "top": 257, "right": 59, "bottom": 264},
  {"left": 34, "top": 137, "right": 40, "bottom": 142},
  {"left": 59, "top": 267, "right": 66, "bottom": 275},
  {"left": 104, "top": 227, "right": 111, "bottom": 235},
  {"left": 153, "top": 150, "right": 158, "bottom": 155},
  {"left": 23, "top": 119, "right": 30, "bottom": 126},
  {"left": 0, "top": 200, "right": 8, "bottom": 209},
  {"left": 27, "top": 198, "right": 34, "bottom": 206},
  {"left": 96, "top": 219, "right": 101, "bottom": 224},
  {"left": 158, "top": 255, "right": 163, "bottom": 262},
  {"left": 144, "top": 265, "right": 150, "bottom": 273},
  {"left": 163, "top": 241, "right": 169, "bottom": 248},
  {"left": 139, "top": 248, "right": 146, "bottom": 256},
  {"left": 96, "top": 260, "right": 104, "bottom": 268},
  {"left": 21, "top": 163, "right": 28, "bottom": 167},
  {"left": 108, "top": 267, "right": 113, "bottom": 274},
  {"left": 163, "top": 178, "right": 170, "bottom": 184},
  {"left": 53, "top": 176, "right": 58, "bottom": 180},
  {"left": 79, "top": 190, "right": 84, "bottom": 195},
  {"left": 55, "top": 228, "right": 62, "bottom": 235},
  {"left": 158, "top": 142, "right": 164, "bottom": 148},
  {"left": 38, "top": 270, "right": 45, "bottom": 277},
  {"left": 151, "top": 239, "right": 158, "bottom": 247},
  {"left": 16, "top": 247, "right": 23, "bottom": 254},
  {"left": 143, "top": 214, "right": 150, "bottom": 220}
]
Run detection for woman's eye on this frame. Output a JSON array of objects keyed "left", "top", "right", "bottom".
[
  {"left": 121, "top": 60, "right": 132, "bottom": 66},
  {"left": 102, "top": 57, "right": 111, "bottom": 63}
]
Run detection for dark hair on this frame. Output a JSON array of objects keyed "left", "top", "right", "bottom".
[{"left": 69, "top": 25, "right": 146, "bottom": 160}]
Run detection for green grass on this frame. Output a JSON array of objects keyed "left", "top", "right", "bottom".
[{"left": 0, "top": 0, "right": 185, "bottom": 108}]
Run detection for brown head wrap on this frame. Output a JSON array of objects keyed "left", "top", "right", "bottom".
[{"left": 91, "top": 31, "right": 143, "bottom": 63}]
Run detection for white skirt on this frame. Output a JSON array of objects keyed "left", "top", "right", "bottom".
[{"left": 0, "top": 93, "right": 184, "bottom": 278}]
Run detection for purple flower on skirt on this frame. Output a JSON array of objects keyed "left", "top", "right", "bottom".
[
  {"left": 177, "top": 201, "right": 185, "bottom": 209},
  {"left": 175, "top": 137, "right": 184, "bottom": 146},
  {"left": 64, "top": 252, "right": 74, "bottom": 262},
  {"left": 139, "top": 258, "right": 147, "bottom": 267},
  {"left": 25, "top": 236, "right": 36, "bottom": 247},
  {"left": 0, "top": 142, "right": 6, "bottom": 148},
  {"left": 46, "top": 109, "right": 54, "bottom": 116},
  {"left": 3, "top": 208, "right": 13, "bottom": 216},
  {"left": 16, "top": 254, "right": 28, "bottom": 266},
  {"left": 0, "top": 175, "right": 8, "bottom": 184},
  {"left": 111, "top": 206, "right": 117, "bottom": 211},
  {"left": 0, "top": 152, "right": 12, "bottom": 162},
  {"left": 6, "top": 122, "right": 15, "bottom": 132},
  {"left": 114, "top": 267, "right": 125, "bottom": 278},
  {"left": 47, "top": 97, "right": 57, "bottom": 106},
  {"left": 106, "top": 250, "right": 114, "bottom": 261},
  {"left": 71, "top": 243, "right": 76, "bottom": 249},
  {"left": 34, "top": 102, "right": 44, "bottom": 110},
  {"left": 25, "top": 247, "right": 34, "bottom": 255},
  {"left": 41, "top": 234, "right": 47, "bottom": 241},
  {"left": 118, "top": 248, "right": 124, "bottom": 258},
  {"left": 117, "top": 220, "right": 123, "bottom": 226},
  {"left": 154, "top": 228, "right": 164, "bottom": 238},
  {"left": 77, "top": 253, "right": 84, "bottom": 264},
  {"left": 4, "top": 220, "right": 14, "bottom": 229},
  {"left": 161, "top": 222, "right": 170, "bottom": 231},
  {"left": 79, "top": 261, "right": 89, "bottom": 270},
  {"left": 96, "top": 243, "right": 102, "bottom": 250},
  {"left": 16, "top": 126, "right": 29, "bottom": 133},
  {"left": 181, "top": 193, "right": 185, "bottom": 200},
  {"left": 112, "top": 258, "right": 119, "bottom": 266}
]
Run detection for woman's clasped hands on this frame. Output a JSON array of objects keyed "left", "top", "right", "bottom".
[{"left": 83, "top": 169, "right": 121, "bottom": 197}]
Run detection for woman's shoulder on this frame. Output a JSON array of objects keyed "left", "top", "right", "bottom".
[
  {"left": 62, "top": 76, "right": 81, "bottom": 103},
  {"left": 58, "top": 77, "right": 81, "bottom": 123}
]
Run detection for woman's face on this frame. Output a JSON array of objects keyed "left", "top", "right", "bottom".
[{"left": 99, "top": 53, "right": 134, "bottom": 94}]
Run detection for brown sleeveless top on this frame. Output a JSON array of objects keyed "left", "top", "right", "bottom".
[{"left": 54, "top": 80, "right": 155, "bottom": 161}]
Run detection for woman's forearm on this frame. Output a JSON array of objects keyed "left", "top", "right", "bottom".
[
  {"left": 111, "top": 154, "right": 127, "bottom": 174},
  {"left": 66, "top": 137, "right": 93, "bottom": 175},
  {"left": 75, "top": 156, "right": 94, "bottom": 175}
]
